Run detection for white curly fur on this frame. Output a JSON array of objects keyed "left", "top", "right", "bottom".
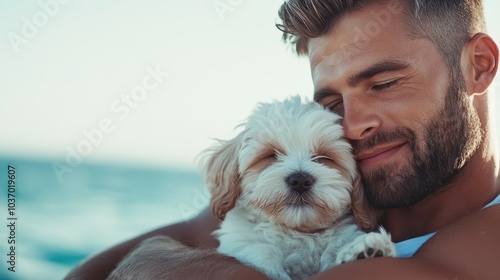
[{"left": 201, "top": 96, "right": 396, "bottom": 280}]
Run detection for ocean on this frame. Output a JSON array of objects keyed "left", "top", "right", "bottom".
[{"left": 0, "top": 156, "right": 209, "bottom": 280}]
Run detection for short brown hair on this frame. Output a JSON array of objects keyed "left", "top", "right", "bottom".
[{"left": 277, "top": 0, "right": 486, "bottom": 72}]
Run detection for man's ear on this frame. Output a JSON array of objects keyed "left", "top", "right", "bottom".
[{"left": 462, "top": 33, "right": 499, "bottom": 95}]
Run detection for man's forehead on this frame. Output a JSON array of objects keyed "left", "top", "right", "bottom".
[
  {"left": 308, "top": 1, "right": 411, "bottom": 86},
  {"left": 308, "top": 36, "right": 344, "bottom": 68},
  {"left": 309, "top": 53, "right": 342, "bottom": 87},
  {"left": 309, "top": 37, "right": 371, "bottom": 88}
]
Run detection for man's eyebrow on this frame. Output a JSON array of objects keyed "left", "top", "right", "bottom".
[{"left": 348, "top": 60, "right": 410, "bottom": 87}]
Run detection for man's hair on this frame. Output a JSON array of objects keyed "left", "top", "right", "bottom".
[{"left": 277, "top": 0, "right": 486, "bottom": 73}]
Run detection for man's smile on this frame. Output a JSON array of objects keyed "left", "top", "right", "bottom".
[{"left": 355, "top": 142, "right": 407, "bottom": 169}]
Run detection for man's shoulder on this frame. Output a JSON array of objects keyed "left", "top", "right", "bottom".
[
  {"left": 427, "top": 203, "right": 500, "bottom": 243},
  {"left": 483, "top": 203, "right": 500, "bottom": 212},
  {"left": 416, "top": 204, "right": 499, "bottom": 259},
  {"left": 459, "top": 203, "right": 500, "bottom": 228},
  {"left": 472, "top": 203, "right": 500, "bottom": 225},
  {"left": 405, "top": 204, "right": 499, "bottom": 278}
]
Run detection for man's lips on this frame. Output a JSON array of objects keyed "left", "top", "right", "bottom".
[{"left": 355, "top": 142, "right": 407, "bottom": 167}]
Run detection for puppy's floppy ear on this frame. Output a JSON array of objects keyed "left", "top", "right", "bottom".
[
  {"left": 351, "top": 176, "right": 379, "bottom": 231},
  {"left": 201, "top": 132, "right": 245, "bottom": 221}
]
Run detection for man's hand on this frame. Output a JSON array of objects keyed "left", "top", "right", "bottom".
[{"left": 106, "top": 235, "right": 269, "bottom": 280}]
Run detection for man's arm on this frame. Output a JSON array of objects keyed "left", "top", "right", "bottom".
[
  {"left": 106, "top": 235, "right": 268, "bottom": 280},
  {"left": 64, "top": 208, "right": 220, "bottom": 280},
  {"left": 310, "top": 204, "right": 500, "bottom": 280},
  {"left": 66, "top": 205, "right": 500, "bottom": 280},
  {"left": 99, "top": 205, "right": 500, "bottom": 280}
]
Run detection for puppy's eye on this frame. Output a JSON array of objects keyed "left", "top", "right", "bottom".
[
  {"left": 260, "top": 150, "right": 281, "bottom": 162},
  {"left": 246, "top": 152, "right": 278, "bottom": 171},
  {"left": 263, "top": 153, "right": 277, "bottom": 160},
  {"left": 312, "top": 156, "right": 335, "bottom": 166}
]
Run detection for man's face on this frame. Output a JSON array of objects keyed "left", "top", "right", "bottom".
[{"left": 308, "top": 1, "right": 482, "bottom": 209}]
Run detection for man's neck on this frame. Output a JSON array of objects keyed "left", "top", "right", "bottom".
[{"left": 380, "top": 145, "right": 500, "bottom": 242}]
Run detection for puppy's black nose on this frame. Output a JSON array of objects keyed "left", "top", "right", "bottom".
[{"left": 286, "top": 172, "right": 315, "bottom": 194}]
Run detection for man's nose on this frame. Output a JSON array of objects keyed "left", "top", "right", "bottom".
[{"left": 342, "top": 96, "right": 381, "bottom": 141}]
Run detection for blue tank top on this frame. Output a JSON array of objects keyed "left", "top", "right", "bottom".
[{"left": 396, "top": 193, "right": 500, "bottom": 258}]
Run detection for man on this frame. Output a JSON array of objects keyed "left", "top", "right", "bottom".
[{"left": 66, "top": 0, "right": 500, "bottom": 279}]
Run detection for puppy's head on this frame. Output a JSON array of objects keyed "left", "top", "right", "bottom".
[{"left": 201, "top": 96, "right": 376, "bottom": 232}]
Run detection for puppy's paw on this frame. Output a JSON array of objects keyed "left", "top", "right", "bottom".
[{"left": 335, "top": 227, "right": 396, "bottom": 264}]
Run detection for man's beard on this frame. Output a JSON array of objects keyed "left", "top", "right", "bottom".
[{"left": 354, "top": 76, "right": 483, "bottom": 209}]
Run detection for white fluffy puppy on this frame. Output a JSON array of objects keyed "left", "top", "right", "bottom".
[{"left": 201, "top": 96, "right": 396, "bottom": 280}]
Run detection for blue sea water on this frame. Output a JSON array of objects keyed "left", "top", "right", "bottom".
[{"left": 0, "top": 157, "right": 209, "bottom": 280}]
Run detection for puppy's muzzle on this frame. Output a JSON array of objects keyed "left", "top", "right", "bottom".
[{"left": 286, "top": 172, "right": 315, "bottom": 194}]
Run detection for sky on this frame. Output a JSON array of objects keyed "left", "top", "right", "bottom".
[{"left": 1, "top": 0, "right": 500, "bottom": 171}]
